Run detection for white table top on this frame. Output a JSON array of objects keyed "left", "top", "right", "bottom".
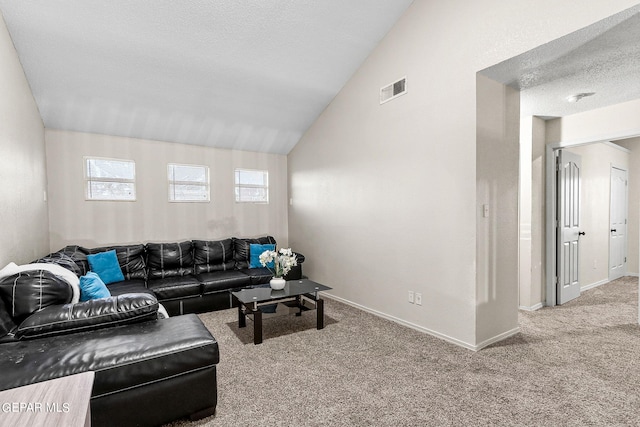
[{"left": 0, "top": 371, "right": 94, "bottom": 427}]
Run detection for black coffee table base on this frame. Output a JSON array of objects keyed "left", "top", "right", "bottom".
[{"left": 232, "top": 280, "right": 330, "bottom": 345}]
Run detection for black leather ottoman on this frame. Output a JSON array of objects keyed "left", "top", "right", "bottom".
[{"left": 0, "top": 314, "right": 219, "bottom": 427}]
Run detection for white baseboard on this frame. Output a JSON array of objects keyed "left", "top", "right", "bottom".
[
  {"left": 320, "top": 293, "right": 518, "bottom": 352},
  {"left": 475, "top": 327, "right": 521, "bottom": 351},
  {"left": 519, "top": 302, "right": 543, "bottom": 312},
  {"left": 580, "top": 274, "right": 638, "bottom": 290},
  {"left": 581, "top": 278, "right": 610, "bottom": 291}
]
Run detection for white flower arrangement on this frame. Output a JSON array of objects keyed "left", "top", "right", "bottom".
[{"left": 259, "top": 247, "right": 298, "bottom": 278}]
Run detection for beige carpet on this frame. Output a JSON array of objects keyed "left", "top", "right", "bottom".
[{"left": 165, "top": 277, "right": 640, "bottom": 426}]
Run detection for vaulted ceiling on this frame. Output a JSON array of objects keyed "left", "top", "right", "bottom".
[
  {"left": 0, "top": 1, "right": 414, "bottom": 154},
  {"left": 5, "top": 1, "right": 639, "bottom": 153}
]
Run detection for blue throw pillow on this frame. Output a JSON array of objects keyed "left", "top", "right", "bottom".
[
  {"left": 249, "top": 244, "right": 275, "bottom": 269},
  {"left": 86, "top": 250, "right": 125, "bottom": 285},
  {"left": 79, "top": 272, "right": 111, "bottom": 301}
]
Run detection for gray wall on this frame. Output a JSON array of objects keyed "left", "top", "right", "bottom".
[
  {"left": 45, "top": 130, "right": 289, "bottom": 250},
  {"left": 0, "top": 11, "right": 48, "bottom": 265}
]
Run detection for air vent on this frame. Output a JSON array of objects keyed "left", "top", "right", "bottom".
[{"left": 380, "top": 77, "right": 407, "bottom": 104}]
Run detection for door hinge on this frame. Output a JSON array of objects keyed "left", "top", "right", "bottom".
[{"left": 625, "top": 257, "right": 627, "bottom": 263}]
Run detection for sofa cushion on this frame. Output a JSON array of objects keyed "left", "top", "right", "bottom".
[
  {"left": 233, "top": 236, "right": 276, "bottom": 269},
  {"left": 0, "top": 262, "right": 81, "bottom": 304},
  {"left": 0, "top": 270, "right": 73, "bottom": 321},
  {"left": 115, "top": 244, "right": 148, "bottom": 280},
  {"left": 193, "top": 239, "right": 235, "bottom": 274},
  {"left": 87, "top": 250, "right": 126, "bottom": 285},
  {"left": 15, "top": 293, "right": 158, "bottom": 340},
  {"left": 197, "top": 271, "right": 252, "bottom": 294},
  {"left": 107, "top": 279, "right": 153, "bottom": 297},
  {"left": 0, "top": 297, "right": 16, "bottom": 342},
  {"left": 147, "top": 276, "right": 201, "bottom": 301},
  {"left": 79, "top": 272, "right": 111, "bottom": 301},
  {"left": 238, "top": 268, "right": 273, "bottom": 285},
  {"left": 146, "top": 242, "right": 194, "bottom": 279}
]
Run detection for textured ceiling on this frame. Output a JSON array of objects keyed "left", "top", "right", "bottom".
[
  {"left": 0, "top": 0, "right": 413, "bottom": 154},
  {"left": 480, "top": 4, "right": 640, "bottom": 119}
]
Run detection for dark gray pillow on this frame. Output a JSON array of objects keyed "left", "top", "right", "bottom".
[{"left": 35, "top": 252, "right": 83, "bottom": 276}]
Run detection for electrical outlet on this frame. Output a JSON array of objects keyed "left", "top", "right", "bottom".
[
  {"left": 408, "top": 291, "right": 415, "bottom": 304},
  {"left": 415, "top": 293, "right": 422, "bottom": 306}
]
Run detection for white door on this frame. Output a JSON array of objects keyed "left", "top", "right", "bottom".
[
  {"left": 557, "top": 150, "right": 583, "bottom": 305},
  {"left": 609, "top": 166, "right": 628, "bottom": 281}
]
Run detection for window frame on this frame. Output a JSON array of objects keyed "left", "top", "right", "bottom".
[
  {"left": 84, "top": 156, "right": 136, "bottom": 201},
  {"left": 234, "top": 168, "right": 269, "bottom": 204},
  {"left": 167, "top": 163, "right": 211, "bottom": 203}
]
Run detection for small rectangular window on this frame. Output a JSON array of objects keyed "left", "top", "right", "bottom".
[
  {"left": 85, "top": 157, "right": 136, "bottom": 201},
  {"left": 168, "top": 163, "right": 210, "bottom": 202},
  {"left": 235, "top": 169, "right": 269, "bottom": 203}
]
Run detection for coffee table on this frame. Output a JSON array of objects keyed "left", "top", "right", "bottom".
[{"left": 231, "top": 279, "right": 332, "bottom": 344}]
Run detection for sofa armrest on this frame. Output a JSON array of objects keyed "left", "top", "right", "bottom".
[
  {"left": 293, "top": 252, "right": 305, "bottom": 263},
  {"left": 15, "top": 293, "right": 159, "bottom": 340}
]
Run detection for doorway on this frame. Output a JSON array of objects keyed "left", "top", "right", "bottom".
[
  {"left": 610, "top": 166, "right": 628, "bottom": 281},
  {"left": 478, "top": 5, "right": 640, "bottom": 315},
  {"left": 545, "top": 139, "right": 637, "bottom": 307}
]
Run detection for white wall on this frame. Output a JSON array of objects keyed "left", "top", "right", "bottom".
[
  {"left": 288, "top": 0, "right": 639, "bottom": 349},
  {"left": 520, "top": 116, "right": 547, "bottom": 310},
  {"left": 616, "top": 136, "right": 640, "bottom": 275},
  {"left": 0, "top": 11, "right": 48, "bottom": 265},
  {"left": 46, "top": 130, "right": 288, "bottom": 250},
  {"left": 565, "top": 144, "right": 629, "bottom": 286},
  {"left": 546, "top": 98, "right": 640, "bottom": 144},
  {"left": 532, "top": 117, "right": 548, "bottom": 308},
  {"left": 476, "top": 75, "right": 520, "bottom": 344}
]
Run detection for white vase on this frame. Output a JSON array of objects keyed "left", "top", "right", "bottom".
[{"left": 270, "top": 277, "right": 286, "bottom": 290}]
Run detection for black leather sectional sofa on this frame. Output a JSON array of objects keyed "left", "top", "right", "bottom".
[
  {"left": 0, "top": 235, "right": 302, "bottom": 427},
  {"left": 58, "top": 235, "right": 304, "bottom": 316}
]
